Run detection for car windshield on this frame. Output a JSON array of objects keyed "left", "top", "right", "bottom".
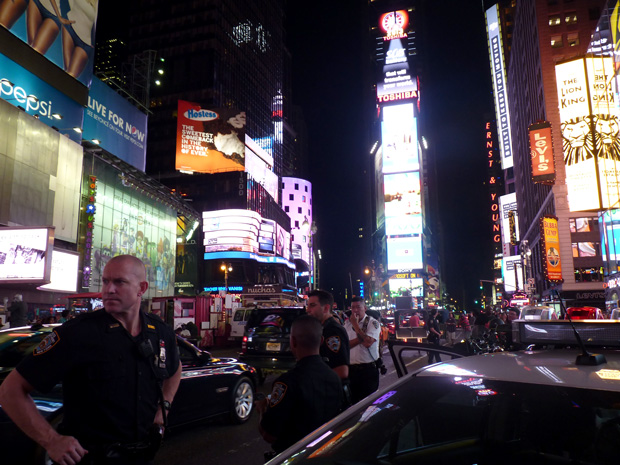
[
  {"left": 0, "top": 329, "right": 50, "bottom": 367},
  {"left": 274, "top": 375, "right": 620, "bottom": 465},
  {"left": 249, "top": 310, "right": 299, "bottom": 336}
]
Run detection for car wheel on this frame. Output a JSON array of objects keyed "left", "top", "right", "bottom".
[{"left": 230, "top": 377, "right": 254, "bottom": 424}]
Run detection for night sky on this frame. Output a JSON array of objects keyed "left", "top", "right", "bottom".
[{"left": 97, "top": 1, "right": 496, "bottom": 310}]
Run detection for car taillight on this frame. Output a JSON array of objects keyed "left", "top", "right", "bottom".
[{"left": 241, "top": 336, "right": 247, "bottom": 353}]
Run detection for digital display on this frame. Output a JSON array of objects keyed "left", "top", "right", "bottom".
[
  {"left": 485, "top": 5, "right": 513, "bottom": 169},
  {"left": 389, "top": 277, "right": 423, "bottom": 297},
  {"left": 38, "top": 249, "right": 80, "bottom": 293},
  {"left": 0, "top": 227, "right": 53, "bottom": 283},
  {"left": 381, "top": 104, "right": 419, "bottom": 173},
  {"left": 502, "top": 256, "right": 523, "bottom": 293},
  {"left": 499, "top": 193, "right": 519, "bottom": 247},
  {"left": 176, "top": 100, "right": 246, "bottom": 174},
  {"left": 387, "top": 236, "right": 423, "bottom": 270},
  {"left": 541, "top": 216, "right": 562, "bottom": 282}
]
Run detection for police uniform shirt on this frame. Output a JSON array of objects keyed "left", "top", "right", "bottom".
[
  {"left": 344, "top": 315, "right": 381, "bottom": 364},
  {"left": 16, "top": 309, "right": 180, "bottom": 448},
  {"left": 320, "top": 317, "right": 350, "bottom": 369},
  {"left": 260, "top": 355, "right": 342, "bottom": 453}
]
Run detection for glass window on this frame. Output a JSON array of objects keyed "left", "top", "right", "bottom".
[
  {"left": 575, "top": 218, "right": 591, "bottom": 232},
  {"left": 298, "top": 207, "right": 302, "bottom": 214},
  {"left": 284, "top": 206, "right": 289, "bottom": 212},
  {"left": 302, "top": 195, "right": 306, "bottom": 202},
  {"left": 578, "top": 242, "right": 598, "bottom": 257},
  {"left": 549, "top": 15, "right": 561, "bottom": 26},
  {"left": 295, "top": 220, "right": 299, "bottom": 227},
  {"left": 294, "top": 183, "right": 299, "bottom": 190},
  {"left": 305, "top": 186, "right": 308, "bottom": 192},
  {"left": 567, "top": 32, "right": 579, "bottom": 47},
  {"left": 565, "top": 12, "right": 577, "bottom": 24},
  {"left": 572, "top": 243, "right": 579, "bottom": 257},
  {"left": 551, "top": 35, "right": 563, "bottom": 48},
  {"left": 289, "top": 194, "right": 294, "bottom": 201}
]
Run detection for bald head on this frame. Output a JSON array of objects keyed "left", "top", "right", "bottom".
[{"left": 105, "top": 255, "right": 147, "bottom": 281}]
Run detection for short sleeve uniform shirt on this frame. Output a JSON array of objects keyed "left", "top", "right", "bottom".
[{"left": 320, "top": 317, "right": 350, "bottom": 369}]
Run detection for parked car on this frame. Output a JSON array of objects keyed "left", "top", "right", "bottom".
[
  {"left": 518, "top": 305, "right": 560, "bottom": 320},
  {"left": 239, "top": 306, "right": 306, "bottom": 383},
  {"left": 610, "top": 308, "right": 620, "bottom": 320},
  {"left": 0, "top": 323, "right": 257, "bottom": 465},
  {"left": 565, "top": 306, "right": 604, "bottom": 320},
  {"left": 266, "top": 321, "right": 620, "bottom": 465},
  {"left": 230, "top": 307, "right": 253, "bottom": 338}
]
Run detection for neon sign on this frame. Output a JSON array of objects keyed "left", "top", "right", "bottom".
[{"left": 82, "top": 175, "right": 97, "bottom": 287}]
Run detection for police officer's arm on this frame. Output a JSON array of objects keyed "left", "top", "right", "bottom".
[
  {"left": 348, "top": 317, "right": 377, "bottom": 349},
  {"left": 333, "top": 364, "right": 349, "bottom": 379},
  {"left": 0, "top": 369, "right": 88, "bottom": 465},
  {"left": 154, "top": 363, "right": 182, "bottom": 426}
]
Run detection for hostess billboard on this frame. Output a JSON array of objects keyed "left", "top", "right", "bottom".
[
  {"left": 82, "top": 77, "right": 147, "bottom": 171},
  {"left": 176, "top": 100, "right": 246, "bottom": 174},
  {"left": 0, "top": 0, "right": 98, "bottom": 87},
  {"left": 0, "top": 52, "right": 83, "bottom": 141},
  {"left": 485, "top": 5, "right": 513, "bottom": 169}
]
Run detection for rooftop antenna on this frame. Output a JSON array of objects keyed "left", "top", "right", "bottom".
[{"left": 554, "top": 289, "right": 606, "bottom": 366}]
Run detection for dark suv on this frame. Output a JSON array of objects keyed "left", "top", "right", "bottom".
[{"left": 239, "top": 306, "right": 306, "bottom": 383}]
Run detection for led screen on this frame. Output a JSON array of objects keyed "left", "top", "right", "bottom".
[
  {"left": 176, "top": 100, "right": 246, "bottom": 174},
  {"left": 485, "top": 5, "right": 513, "bottom": 169},
  {"left": 384, "top": 171, "right": 422, "bottom": 236},
  {"left": 203, "top": 210, "right": 261, "bottom": 254},
  {"left": 499, "top": 193, "right": 519, "bottom": 247},
  {"left": 387, "top": 236, "right": 423, "bottom": 270},
  {"left": 382, "top": 103, "right": 419, "bottom": 173},
  {"left": 502, "top": 256, "right": 523, "bottom": 294},
  {"left": 38, "top": 249, "right": 79, "bottom": 292},
  {"left": 389, "top": 277, "right": 423, "bottom": 297},
  {"left": 0, "top": 227, "right": 53, "bottom": 282}
]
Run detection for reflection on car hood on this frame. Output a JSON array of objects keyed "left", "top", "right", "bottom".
[{"left": 420, "top": 350, "right": 620, "bottom": 391}]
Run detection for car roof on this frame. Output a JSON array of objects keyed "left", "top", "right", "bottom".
[{"left": 419, "top": 349, "right": 620, "bottom": 391}]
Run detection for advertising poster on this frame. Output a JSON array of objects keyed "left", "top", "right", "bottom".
[
  {"left": 0, "top": 227, "right": 53, "bottom": 282},
  {"left": 176, "top": 100, "right": 246, "bottom": 174},
  {"left": 384, "top": 172, "right": 422, "bottom": 236},
  {"left": 499, "top": 193, "right": 518, "bottom": 246},
  {"left": 38, "top": 249, "right": 79, "bottom": 292},
  {"left": 203, "top": 210, "right": 261, "bottom": 254},
  {"left": 556, "top": 58, "right": 600, "bottom": 211},
  {"left": 388, "top": 277, "right": 423, "bottom": 297},
  {"left": 387, "top": 236, "right": 423, "bottom": 270},
  {"left": 0, "top": 53, "right": 84, "bottom": 141},
  {"left": 83, "top": 77, "right": 148, "bottom": 171},
  {"left": 0, "top": 0, "right": 99, "bottom": 86},
  {"left": 381, "top": 103, "right": 419, "bottom": 173},
  {"left": 485, "top": 5, "right": 513, "bottom": 169},
  {"left": 528, "top": 121, "right": 556, "bottom": 184},
  {"left": 541, "top": 216, "right": 563, "bottom": 282},
  {"left": 502, "top": 256, "right": 523, "bottom": 293}
]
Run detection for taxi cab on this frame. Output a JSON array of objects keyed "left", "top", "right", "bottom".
[{"left": 266, "top": 320, "right": 620, "bottom": 465}]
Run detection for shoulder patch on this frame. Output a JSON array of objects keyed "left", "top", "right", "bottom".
[
  {"left": 269, "top": 381, "right": 287, "bottom": 407},
  {"left": 372, "top": 320, "right": 380, "bottom": 329},
  {"left": 34, "top": 331, "right": 60, "bottom": 356},
  {"left": 326, "top": 335, "right": 341, "bottom": 353}
]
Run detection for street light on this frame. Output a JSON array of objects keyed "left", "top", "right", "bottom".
[{"left": 220, "top": 263, "right": 233, "bottom": 294}]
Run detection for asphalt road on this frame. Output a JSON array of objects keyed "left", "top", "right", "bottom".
[{"left": 155, "top": 343, "right": 429, "bottom": 465}]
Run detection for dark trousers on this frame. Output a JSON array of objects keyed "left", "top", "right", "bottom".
[
  {"left": 349, "top": 362, "right": 379, "bottom": 404},
  {"left": 428, "top": 337, "right": 441, "bottom": 364}
]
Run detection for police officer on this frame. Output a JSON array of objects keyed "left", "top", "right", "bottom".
[
  {"left": 258, "top": 315, "right": 342, "bottom": 454},
  {"left": 306, "top": 289, "right": 349, "bottom": 381},
  {"left": 0, "top": 255, "right": 182, "bottom": 465},
  {"left": 345, "top": 297, "right": 381, "bottom": 403}
]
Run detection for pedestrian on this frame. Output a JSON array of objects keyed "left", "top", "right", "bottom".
[
  {"left": 306, "top": 289, "right": 350, "bottom": 381},
  {"left": 344, "top": 297, "right": 381, "bottom": 403},
  {"left": 460, "top": 313, "right": 472, "bottom": 340},
  {"left": 8, "top": 293, "right": 28, "bottom": 328},
  {"left": 445, "top": 312, "right": 457, "bottom": 346},
  {"left": 257, "top": 315, "right": 342, "bottom": 456},
  {"left": 59, "top": 309, "right": 70, "bottom": 323},
  {"left": 473, "top": 309, "right": 491, "bottom": 339},
  {"left": 426, "top": 309, "right": 442, "bottom": 365},
  {"left": 0, "top": 255, "right": 182, "bottom": 465},
  {"left": 408, "top": 311, "right": 420, "bottom": 327}
]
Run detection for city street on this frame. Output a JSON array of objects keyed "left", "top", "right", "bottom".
[{"left": 155, "top": 344, "right": 428, "bottom": 465}]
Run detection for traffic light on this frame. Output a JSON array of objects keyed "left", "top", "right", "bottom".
[{"left": 479, "top": 281, "right": 483, "bottom": 290}]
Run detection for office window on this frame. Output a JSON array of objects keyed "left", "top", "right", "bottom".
[
  {"left": 294, "top": 183, "right": 299, "bottom": 190},
  {"left": 289, "top": 194, "right": 294, "bottom": 200},
  {"left": 569, "top": 218, "right": 592, "bottom": 233},
  {"left": 551, "top": 35, "right": 563, "bottom": 48},
  {"left": 298, "top": 207, "right": 302, "bottom": 213},
  {"left": 302, "top": 195, "right": 306, "bottom": 202},
  {"left": 295, "top": 220, "right": 299, "bottom": 228},
  {"left": 305, "top": 186, "right": 308, "bottom": 192},
  {"left": 281, "top": 182, "right": 285, "bottom": 189},
  {"left": 284, "top": 206, "right": 289, "bottom": 212},
  {"left": 567, "top": 33, "right": 579, "bottom": 47},
  {"left": 549, "top": 15, "right": 561, "bottom": 26},
  {"left": 565, "top": 12, "right": 577, "bottom": 25}
]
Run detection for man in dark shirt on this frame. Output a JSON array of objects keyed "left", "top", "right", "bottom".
[
  {"left": 258, "top": 315, "right": 343, "bottom": 454},
  {"left": 306, "top": 289, "right": 349, "bottom": 380},
  {"left": 0, "top": 255, "right": 182, "bottom": 465},
  {"left": 8, "top": 293, "right": 28, "bottom": 327}
]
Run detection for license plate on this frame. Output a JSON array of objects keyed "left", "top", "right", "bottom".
[{"left": 266, "top": 342, "right": 281, "bottom": 351}]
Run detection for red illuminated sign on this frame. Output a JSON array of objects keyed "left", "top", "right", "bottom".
[
  {"left": 528, "top": 121, "right": 556, "bottom": 184},
  {"left": 377, "top": 90, "right": 417, "bottom": 103},
  {"left": 486, "top": 122, "right": 501, "bottom": 243},
  {"left": 379, "top": 10, "right": 409, "bottom": 39}
]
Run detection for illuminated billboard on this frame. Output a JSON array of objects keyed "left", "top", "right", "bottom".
[
  {"left": 502, "top": 255, "right": 523, "bottom": 293},
  {"left": 384, "top": 172, "right": 421, "bottom": 236},
  {"left": 382, "top": 103, "right": 419, "bottom": 173},
  {"left": 38, "top": 249, "right": 80, "bottom": 292},
  {"left": 0, "top": 227, "right": 54, "bottom": 283},
  {"left": 528, "top": 121, "right": 556, "bottom": 184},
  {"left": 541, "top": 216, "right": 562, "bottom": 282},
  {"left": 387, "top": 236, "right": 423, "bottom": 270},
  {"left": 0, "top": 1, "right": 98, "bottom": 86},
  {"left": 376, "top": 10, "right": 417, "bottom": 104},
  {"left": 388, "top": 277, "right": 423, "bottom": 297},
  {"left": 485, "top": 5, "right": 513, "bottom": 169},
  {"left": 499, "top": 193, "right": 519, "bottom": 248},
  {"left": 176, "top": 100, "right": 246, "bottom": 174},
  {"left": 555, "top": 56, "right": 620, "bottom": 211}
]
